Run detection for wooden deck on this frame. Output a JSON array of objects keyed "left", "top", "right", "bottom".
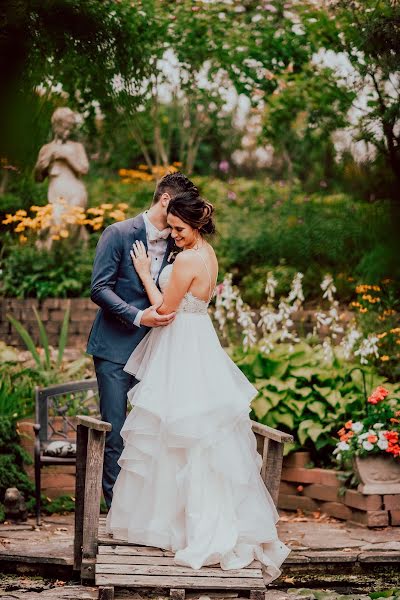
[{"left": 96, "top": 518, "right": 266, "bottom": 599}]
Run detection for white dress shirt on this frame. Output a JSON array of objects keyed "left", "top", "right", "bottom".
[{"left": 133, "top": 212, "right": 171, "bottom": 327}]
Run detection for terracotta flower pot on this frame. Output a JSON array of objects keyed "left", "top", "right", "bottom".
[{"left": 354, "top": 455, "right": 400, "bottom": 494}]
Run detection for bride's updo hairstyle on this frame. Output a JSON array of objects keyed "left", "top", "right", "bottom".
[{"left": 167, "top": 190, "right": 216, "bottom": 235}]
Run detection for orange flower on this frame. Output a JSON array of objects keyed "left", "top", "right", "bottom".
[
  {"left": 367, "top": 435, "right": 378, "bottom": 444},
  {"left": 390, "top": 418, "right": 400, "bottom": 424},
  {"left": 345, "top": 420, "right": 352, "bottom": 429},
  {"left": 368, "top": 386, "right": 389, "bottom": 405}
]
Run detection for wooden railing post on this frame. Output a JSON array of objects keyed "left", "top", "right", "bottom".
[
  {"left": 74, "top": 423, "right": 89, "bottom": 573},
  {"left": 264, "top": 438, "right": 284, "bottom": 506},
  {"left": 73, "top": 415, "right": 112, "bottom": 582},
  {"left": 251, "top": 420, "right": 293, "bottom": 507}
]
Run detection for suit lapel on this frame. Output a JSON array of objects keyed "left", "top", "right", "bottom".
[{"left": 131, "top": 213, "right": 148, "bottom": 251}]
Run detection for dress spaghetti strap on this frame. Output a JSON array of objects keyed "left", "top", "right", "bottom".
[{"left": 187, "top": 248, "right": 215, "bottom": 303}]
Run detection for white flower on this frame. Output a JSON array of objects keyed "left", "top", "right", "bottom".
[
  {"left": 321, "top": 274, "right": 337, "bottom": 303},
  {"left": 362, "top": 441, "right": 374, "bottom": 451},
  {"left": 377, "top": 439, "right": 388, "bottom": 450},
  {"left": 373, "top": 423, "right": 384, "bottom": 430},
  {"left": 351, "top": 422, "right": 363, "bottom": 433},
  {"left": 354, "top": 334, "right": 379, "bottom": 365},
  {"left": 337, "top": 441, "right": 350, "bottom": 451},
  {"left": 264, "top": 273, "right": 278, "bottom": 301}
]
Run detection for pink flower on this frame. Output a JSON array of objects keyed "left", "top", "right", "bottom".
[
  {"left": 227, "top": 191, "right": 236, "bottom": 201},
  {"left": 219, "top": 160, "right": 229, "bottom": 174}
]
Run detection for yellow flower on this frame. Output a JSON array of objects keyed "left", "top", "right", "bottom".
[
  {"left": 51, "top": 235, "right": 60, "bottom": 240},
  {"left": 390, "top": 328, "right": 400, "bottom": 334},
  {"left": 100, "top": 203, "right": 113, "bottom": 210},
  {"left": 359, "top": 307, "right": 368, "bottom": 313},
  {"left": 59, "top": 229, "right": 69, "bottom": 238},
  {"left": 19, "top": 234, "right": 28, "bottom": 243},
  {"left": 380, "top": 355, "right": 390, "bottom": 361},
  {"left": 377, "top": 332, "right": 387, "bottom": 339},
  {"left": 117, "top": 203, "right": 129, "bottom": 210}
]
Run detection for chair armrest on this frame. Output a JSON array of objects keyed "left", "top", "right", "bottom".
[
  {"left": 251, "top": 420, "right": 293, "bottom": 444},
  {"left": 76, "top": 415, "right": 112, "bottom": 432}
]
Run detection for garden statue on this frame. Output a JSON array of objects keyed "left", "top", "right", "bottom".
[
  {"left": 34, "top": 107, "right": 89, "bottom": 215},
  {"left": 4, "top": 487, "right": 27, "bottom": 522}
]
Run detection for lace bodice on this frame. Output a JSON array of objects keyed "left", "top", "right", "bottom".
[{"left": 159, "top": 265, "right": 210, "bottom": 315}]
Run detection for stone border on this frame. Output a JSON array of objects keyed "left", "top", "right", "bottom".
[{"left": 278, "top": 452, "right": 400, "bottom": 527}]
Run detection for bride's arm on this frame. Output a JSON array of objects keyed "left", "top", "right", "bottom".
[{"left": 131, "top": 241, "right": 194, "bottom": 314}]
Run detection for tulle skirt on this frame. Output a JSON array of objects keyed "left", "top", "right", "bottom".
[{"left": 106, "top": 312, "right": 290, "bottom": 582}]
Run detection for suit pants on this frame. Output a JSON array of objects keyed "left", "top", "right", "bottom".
[{"left": 93, "top": 356, "right": 136, "bottom": 507}]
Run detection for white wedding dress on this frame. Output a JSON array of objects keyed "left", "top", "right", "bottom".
[{"left": 106, "top": 261, "right": 290, "bottom": 582}]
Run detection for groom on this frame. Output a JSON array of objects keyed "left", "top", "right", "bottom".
[{"left": 87, "top": 172, "right": 198, "bottom": 507}]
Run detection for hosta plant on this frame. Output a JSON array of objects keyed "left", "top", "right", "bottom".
[{"left": 230, "top": 341, "right": 399, "bottom": 465}]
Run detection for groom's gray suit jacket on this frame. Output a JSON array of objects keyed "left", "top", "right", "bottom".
[{"left": 87, "top": 213, "right": 174, "bottom": 364}]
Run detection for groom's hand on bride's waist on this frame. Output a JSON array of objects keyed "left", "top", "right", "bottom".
[{"left": 141, "top": 304, "right": 175, "bottom": 328}]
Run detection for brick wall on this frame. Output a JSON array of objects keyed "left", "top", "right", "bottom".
[
  {"left": 0, "top": 298, "right": 98, "bottom": 349},
  {"left": 0, "top": 297, "right": 353, "bottom": 350}
]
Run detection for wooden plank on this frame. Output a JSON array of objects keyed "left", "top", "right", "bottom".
[
  {"left": 77, "top": 415, "right": 111, "bottom": 432},
  {"left": 251, "top": 420, "right": 293, "bottom": 443},
  {"left": 95, "top": 564, "right": 262, "bottom": 578},
  {"left": 81, "top": 428, "right": 106, "bottom": 580},
  {"left": 95, "top": 574, "right": 265, "bottom": 589},
  {"left": 96, "top": 555, "right": 261, "bottom": 569},
  {"left": 264, "top": 438, "right": 284, "bottom": 506},
  {"left": 98, "top": 545, "right": 174, "bottom": 557}
]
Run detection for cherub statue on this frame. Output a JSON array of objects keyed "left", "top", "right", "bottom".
[{"left": 34, "top": 107, "right": 89, "bottom": 212}]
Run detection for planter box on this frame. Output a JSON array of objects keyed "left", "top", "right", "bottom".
[{"left": 278, "top": 451, "right": 399, "bottom": 528}]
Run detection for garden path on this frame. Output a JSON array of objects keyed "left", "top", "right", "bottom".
[{"left": 1, "top": 511, "right": 399, "bottom": 596}]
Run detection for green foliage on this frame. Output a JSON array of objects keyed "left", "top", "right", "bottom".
[
  {"left": 7, "top": 306, "right": 91, "bottom": 387},
  {"left": 0, "top": 365, "right": 37, "bottom": 420},
  {"left": 0, "top": 417, "right": 34, "bottom": 518},
  {"left": 0, "top": 237, "right": 95, "bottom": 299},
  {"left": 232, "top": 341, "right": 397, "bottom": 465},
  {"left": 43, "top": 494, "right": 75, "bottom": 515},
  {"left": 1, "top": 176, "right": 395, "bottom": 302},
  {"left": 330, "top": 0, "right": 400, "bottom": 192},
  {"left": 263, "top": 66, "right": 354, "bottom": 187}
]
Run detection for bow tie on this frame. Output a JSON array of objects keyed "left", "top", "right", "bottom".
[{"left": 147, "top": 228, "right": 171, "bottom": 242}]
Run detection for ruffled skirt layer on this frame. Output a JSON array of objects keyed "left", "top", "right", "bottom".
[{"left": 106, "top": 313, "right": 290, "bottom": 582}]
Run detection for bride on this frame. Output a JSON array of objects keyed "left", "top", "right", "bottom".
[{"left": 106, "top": 190, "right": 290, "bottom": 582}]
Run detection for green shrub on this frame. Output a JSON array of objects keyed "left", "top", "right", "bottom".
[
  {"left": 0, "top": 237, "right": 95, "bottom": 298},
  {"left": 0, "top": 417, "right": 35, "bottom": 519}
]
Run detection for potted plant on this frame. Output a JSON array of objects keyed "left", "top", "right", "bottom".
[{"left": 333, "top": 386, "right": 400, "bottom": 494}]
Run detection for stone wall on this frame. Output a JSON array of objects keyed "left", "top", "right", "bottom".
[{"left": 0, "top": 298, "right": 98, "bottom": 349}]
